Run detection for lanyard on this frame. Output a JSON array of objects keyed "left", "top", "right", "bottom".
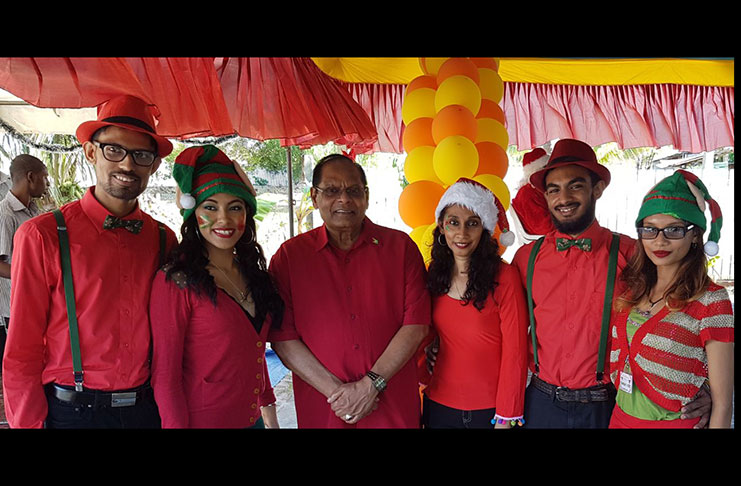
[
  {"left": 526, "top": 233, "right": 620, "bottom": 383},
  {"left": 53, "top": 209, "right": 166, "bottom": 391}
]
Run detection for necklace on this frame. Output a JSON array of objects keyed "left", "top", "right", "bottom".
[
  {"left": 636, "top": 293, "right": 664, "bottom": 318},
  {"left": 210, "top": 261, "right": 250, "bottom": 304}
]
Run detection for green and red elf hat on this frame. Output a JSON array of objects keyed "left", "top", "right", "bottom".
[
  {"left": 173, "top": 144, "right": 257, "bottom": 222},
  {"left": 636, "top": 169, "right": 722, "bottom": 256}
]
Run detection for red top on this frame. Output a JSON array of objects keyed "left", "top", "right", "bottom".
[
  {"left": 424, "top": 263, "right": 529, "bottom": 418},
  {"left": 268, "top": 218, "right": 431, "bottom": 428},
  {"left": 512, "top": 221, "right": 636, "bottom": 390},
  {"left": 2, "top": 188, "right": 178, "bottom": 428},
  {"left": 149, "top": 270, "right": 276, "bottom": 428}
]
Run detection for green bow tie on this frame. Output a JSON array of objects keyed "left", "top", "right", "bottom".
[
  {"left": 556, "top": 237, "right": 592, "bottom": 252},
  {"left": 103, "top": 215, "right": 143, "bottom": 234}
]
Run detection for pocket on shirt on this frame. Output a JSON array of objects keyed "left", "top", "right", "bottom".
[{"left": 196, "top": 376, "right": 245, "bottom": 412}]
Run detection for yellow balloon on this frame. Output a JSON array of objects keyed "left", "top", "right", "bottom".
[
  {"left": 419, "top": 222, "right": 438, "bottom": 266},
  {"left": 409, "top": 225, "right": 428, "bottom": 246},
  {"left": 419, "top": 57, "right": 450, "bottom": 76},
  {"left": 432, "top": 135, "right": 479, "bottom": 186},
  {"left": 402, "top": 88, "right": 436, "bottom": 125},
  {"left": 475, "top": 118, "right": 509, "bottom": 148},
  {"left": 478, "top": 68, "right": 504, "bottom": 103},
  {"left": 473, "top": 173, "right": 511, "bottom": 210},
  {"left": 404, "top": 146, "right": 442, "bottom": 184},
  {"left": 434, "top": 75, "right": 481, "bottom": 115}
]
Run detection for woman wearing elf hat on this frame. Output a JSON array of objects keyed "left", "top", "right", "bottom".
[
  {"left": 609, "top": 170, "right": 734, "bottom": 428},
  {"left": 148, "top": 145, "right": 284, "bottom": 428},
  {"left": 422, "top": 178, "right": 529, "bottom": 428}
]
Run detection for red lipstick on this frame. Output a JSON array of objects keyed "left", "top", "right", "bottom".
[{"left": 652, "top": 250, "right": 671, "bottom": 258}]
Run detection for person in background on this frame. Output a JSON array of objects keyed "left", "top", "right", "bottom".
[
  {"left": 510, "top": 147, "right": 555, "bottom": 237},
  {"left": 609, "top": 170, "right": 733, "bottom": 428},
  {"left": 149, "top": 145, "right": 284, "bottom": 429},
  {"left": 2, "top": 95, "right": 177, "bottom": 428},
  {"left": 422, "top": 178, "right": 528, "bottom": 429},
  {"left": 0, "top": 155, "right": 48, "bottom": 372},
  {"left": 268, "top": 154, "right": 430, "bottom": 428}
]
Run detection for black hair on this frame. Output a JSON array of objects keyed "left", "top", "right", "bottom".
[
  {"left": 164, "top": 205, "right": 284, "bottom": 329},
  {"left": 9, "top": 154, "right": 46, "bottom": 182},
  {"left": 426, "top": 209, "right": 502, "bottom": 311},
  {"left": 544, "top": 158, "right": 601, "bottom": 186},
  {"left": 312, "top": 154, "right": 367, "bottom": 187}
]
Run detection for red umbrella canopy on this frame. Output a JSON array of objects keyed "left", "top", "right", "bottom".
[{"left": 0, "top": 57, "right": 380, "bottom": 152}]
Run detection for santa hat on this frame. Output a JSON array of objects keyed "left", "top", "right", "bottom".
[
  {"left": 173, "top": 144, "right": 257, "bottom": 222},
  {"left": 518, "top": 147, "right": 549, "bottom": 188},
  {"left": 434, "top": 177, "right": 515, "bottom": 247},
  {"left": 636, "top": 169, "right": 722, "bottom": 256}
]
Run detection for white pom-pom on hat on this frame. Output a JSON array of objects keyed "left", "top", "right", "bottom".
[
  {"left": 180, "top": 193, "right": 196, "bottom": 209},
  {"left": 704, "top": 241, "right": 719, "bottom": 257},
  {"left": 499, "top": 229, "right": 516, "bottom": 247}
]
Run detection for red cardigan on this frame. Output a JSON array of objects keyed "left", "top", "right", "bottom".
[{"left": 610, "top": 282, "right": 734, "bottom": 411}]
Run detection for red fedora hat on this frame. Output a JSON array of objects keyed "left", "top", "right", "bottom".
[
  {"left": 76, "top": 95, "right": 173, "bottom": 157},
  {"left": 528, "top": 138, "right": 610, "bottom": 192}
]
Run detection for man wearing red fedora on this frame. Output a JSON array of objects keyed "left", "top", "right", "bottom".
[
  {"left": 511, "top": 138, "right": 711, "bottom": 428},
  {"left": 3, "top": 95, "right": 178, "bottom": 428}
]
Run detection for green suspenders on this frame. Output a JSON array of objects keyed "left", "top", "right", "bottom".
[
  {"left": 526, "top": 232, "right": 620, "bottom": 384},
  {"left": 53, "top": 209, "right": 166, "bottom": 391}
]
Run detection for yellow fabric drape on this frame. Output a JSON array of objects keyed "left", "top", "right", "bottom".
[{"left": 311, "top": 57, "right": 734, "bottom": 87}]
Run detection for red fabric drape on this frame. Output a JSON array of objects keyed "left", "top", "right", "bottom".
[
  {"left": 501, "top": 82, "right": 734, "bottom": 152},
  {"left": 0, "top": 57, "right": 379, "bottom": 150},
  {"left": 340, "top": 82, "right": 405, "bottom": 154}
]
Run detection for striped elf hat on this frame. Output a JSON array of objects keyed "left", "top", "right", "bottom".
[
  {"left": 173, "top": 144, "right": 257, "bottom": 221},
  {"left": 636, "top": 169, "right": 722, "bottom": 256}
]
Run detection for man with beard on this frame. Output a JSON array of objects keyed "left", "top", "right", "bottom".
[
  {"left": 2, "top": 95, "right": 178, "bottom": 428},
  {"left": 511, "top": 139, "right": 710, "bottom": 428}
]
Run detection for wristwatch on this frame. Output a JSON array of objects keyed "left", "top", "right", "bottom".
[{"left": 366, "top": 370, "right": 387, "bottom": 392}]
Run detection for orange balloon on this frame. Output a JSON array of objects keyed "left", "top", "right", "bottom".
[
  {"left": 436, "top": 58, "right": 480, "bottom": 85},
  {"left": 431, "top": 105, "right": 477, "bottom": 144},
  {"left": 406, "top": 75, "right": 437, "bottom": 94},
  {"left": 470, "top": 57, "right": 499, "bottom": 71},
  {"left": 491, "top": 226, "right": 506, "bottom": 256},
  {"left": 476, "top": 99, "right": 505, "bottom": 124},
  {"left": 398, "top": 180, "right": 446, "bottom": 229},
  {"left": 419, "top": 57, "right": 449, "bottom": 76},
  {"left": 475, "top": 142, "right": 509, "bottom": 178},
  {"left": 402, "top": 117, "right": 435, "bottom": 152}
]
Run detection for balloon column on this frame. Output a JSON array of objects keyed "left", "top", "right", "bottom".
[{"left": 400, "top": 57, "right": 511, "bottom": 263}]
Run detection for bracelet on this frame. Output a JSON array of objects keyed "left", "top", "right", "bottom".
[{"left": 261, "top": 403, "right": 276, "bottom": 408}]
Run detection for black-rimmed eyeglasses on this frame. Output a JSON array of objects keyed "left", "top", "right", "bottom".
[
  {"left": 93, "top": 141, "right": 157, "bottom": 167},
  {"left": 636, "top": 224, "right": 695, "bottom": 240}
]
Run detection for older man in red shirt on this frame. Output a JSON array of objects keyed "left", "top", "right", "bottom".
[
  {"left": 2, "top": 96, "right": 178, "bottom": 428},
  {"left": 269, "top": 154, "right": 430, "bottom": 428},
  {"left": 512, "top": 138, "right": 711, "bottom": 428}
]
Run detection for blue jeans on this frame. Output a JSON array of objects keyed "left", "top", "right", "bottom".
[
  {"left": 422, "top": 395, "right": 496, "bottom": 429},
  {"left": 522, "top": 381, "right": 616, "bottom": 429},
  {"left": 45, "top": 385, "right": 161, "bottom": 429}
]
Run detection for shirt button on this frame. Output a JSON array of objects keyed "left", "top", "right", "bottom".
[
  {"left": 254, "top": 388, "right": 260, "bottom": 395},
  {"left": 353, "top": 344, "right": 360, "bottom": 350},
  {"left": 251, "top": 403, "right": 257, "bottom": 410},
  {"left": 250, "top": 417, "right": 256, "bottom": 423},
  {"left": 256, "top": 341, "right": 263, "bottom": 348},
  {"left": 350, "top": 314, "right": 356, "bottom": 320},
  {"left": 257, "top": 357, "right": 263, "bottom": 363},
  {"left": 347, "top": 286, "right": 352, "bottom": 292},
  {"left": 256, "top": 373, "right": 262, "bottom": 380}
]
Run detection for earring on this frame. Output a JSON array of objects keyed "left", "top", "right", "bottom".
[
  {"left": 437, "top": 233, "right": 446, "bottom": 246},
  {"left": 244, "top": 226, "right": 255, "bottom": 245}
]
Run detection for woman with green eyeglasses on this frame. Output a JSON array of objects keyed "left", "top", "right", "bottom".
[{"left": 609, "top": 170, "right": 734, "bottom": 428}]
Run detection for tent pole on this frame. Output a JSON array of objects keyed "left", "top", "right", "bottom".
[{"left": 286, "top": 146, "right": 294, "bottom": 238}]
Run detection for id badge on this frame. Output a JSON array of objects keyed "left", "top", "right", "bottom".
[{"left": 619, "top": 372, "right": 633, "bottom": 394}]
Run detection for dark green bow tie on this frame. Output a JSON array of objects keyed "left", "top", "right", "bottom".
[
  {"left": 556, "top": 237, "right": 592, "bottom": 252},
  {"left": 103, "top": 215, "right": 143, "bottom": 234}
]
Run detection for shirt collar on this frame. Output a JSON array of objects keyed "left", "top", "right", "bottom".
[
  {"left": 548, "top": 219, "right": 608, "bottom": 258},
  {"left": 314, "top": 216, "right": 382, "bottom": 252},
  {"left": 4, "top": 190, "right": 32, "bottom": 212},
  {"left": 81, "top": 187, "right": 143, "bottom": 233}
]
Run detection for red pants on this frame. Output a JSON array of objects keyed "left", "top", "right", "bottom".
[{"left": 609, "top": 405, "right": 701, "bottom": 429}]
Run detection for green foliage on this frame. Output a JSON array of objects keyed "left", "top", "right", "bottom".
[{"left": 255, "top": 197, "right": 276, "bottom": 222}]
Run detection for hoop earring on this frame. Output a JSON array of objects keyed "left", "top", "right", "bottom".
[
  {"left": 437, "top": 233, "right": 446, "bottom": 246},
  {"left": 244, "top": 226, "right": 255, "bottom": 245}
]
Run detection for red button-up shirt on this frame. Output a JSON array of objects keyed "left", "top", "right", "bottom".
[
  {"left": 149, "top": 271, "right": 275, "bottom": 428},
  {"left": 2, "top": 188, "right": 177, "bottom": 428},
  {"left": 268, "top": 218, "right": 431, "bottom": 428},
  {"left": 512, "top": 220, "right": 636, "bottom": 390}
]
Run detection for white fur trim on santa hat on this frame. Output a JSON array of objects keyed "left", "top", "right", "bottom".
[
  {"left": 519, "top": 153, "right": 549, "bottom": 189},
  {"left": 435, "top": 180, "right": 497, "bottom": 233}
]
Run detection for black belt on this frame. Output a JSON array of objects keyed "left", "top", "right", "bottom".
[
  {"left": 46, "top": 382, "right": 154, "bottom": 408},
  {"left": 530, "top": 375, "right": 615, "bottom": 403}
]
